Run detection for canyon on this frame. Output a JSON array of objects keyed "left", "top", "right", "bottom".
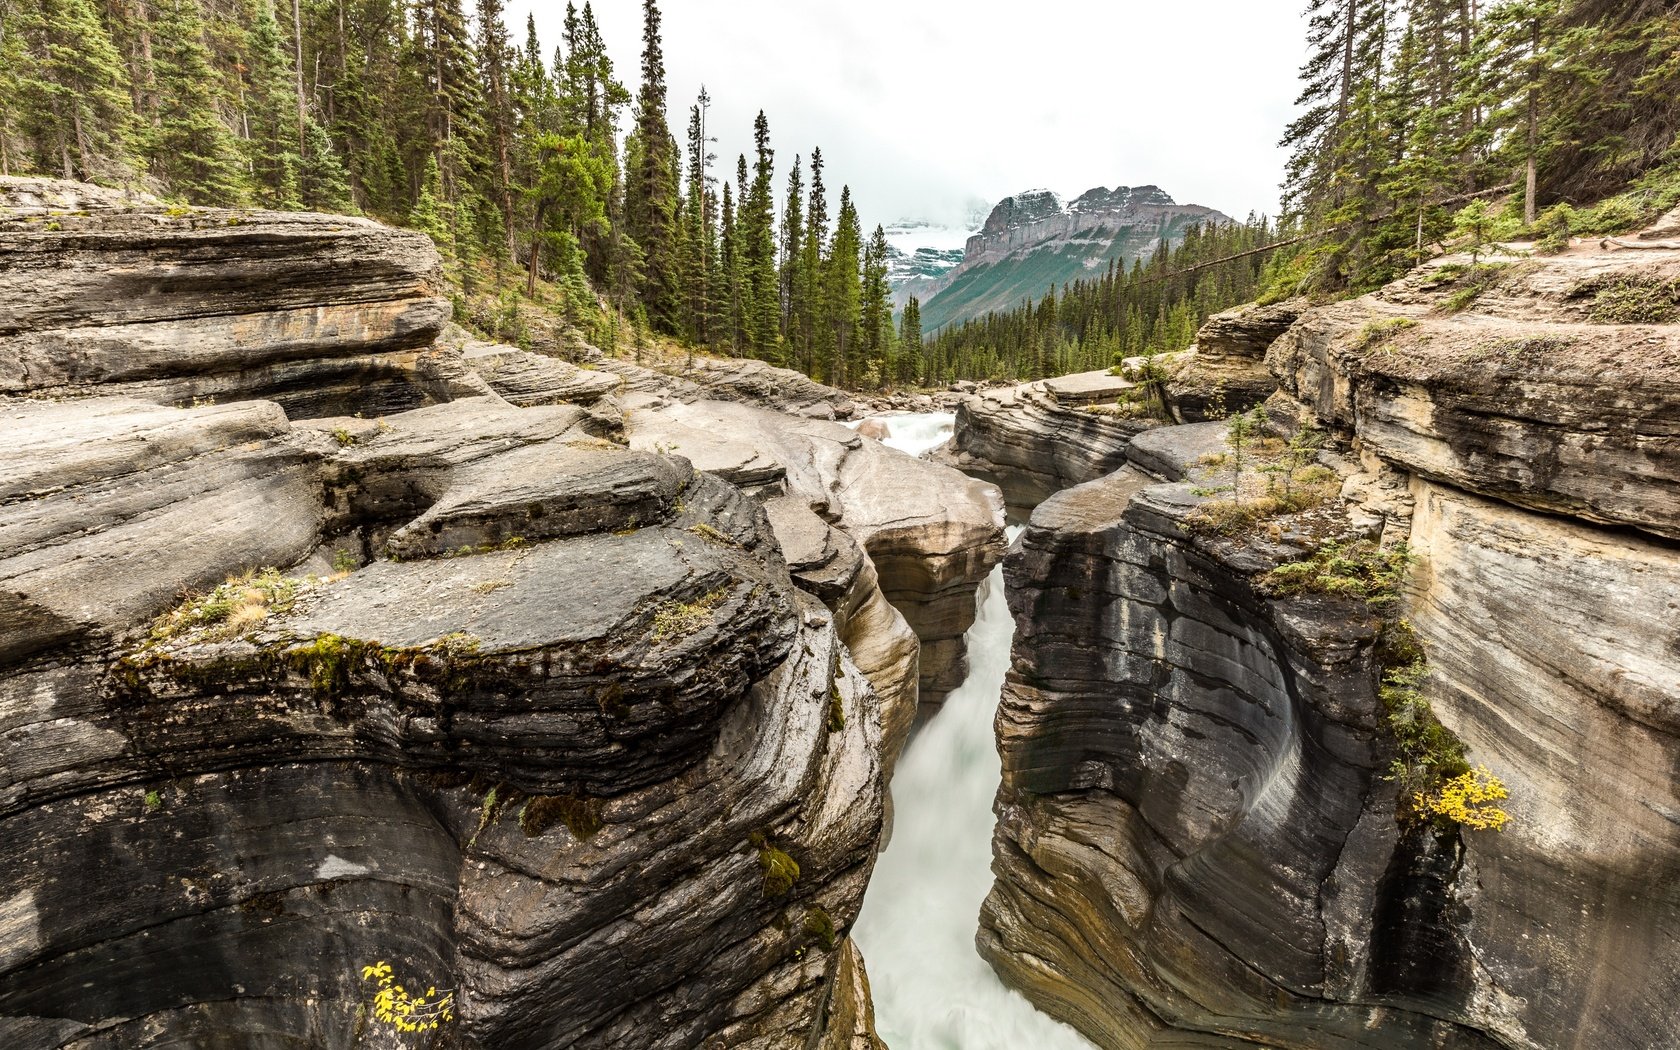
[
  {"left": 0, "top": 177, "right": 1005, "bottom": 1049},
  {"left": 3, "top": 173, "right": 1678, "bottom": 1050},
  {"left": 956, "top": 226, "right": 1680, "bottom": 1048}
]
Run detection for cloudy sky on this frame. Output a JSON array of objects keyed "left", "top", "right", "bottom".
[{"left": 506, "top": 1, "right": 1305, "bottom": 234}]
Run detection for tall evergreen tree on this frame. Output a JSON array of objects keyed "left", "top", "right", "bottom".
[
  {"left": 623, "top": 0, "right": 679, "bottom": 331},
  {"left": 741, "top": 110, "right": 779, "bottom": 360},
  {"left": 822, "top": 185, "right": 862, "bottom": 387},
  {"left": 11, "top": 0, "right": 137, "bottom": 183},
  {"left": 899, "top": 296, "right": 924, "bottom": 386},
  {"left": 859, "top": 223, "right": 892, "bottom": 387},
  {"left": 246, "top": 2, "right": 304, "bottom": 208},
  {"left": 779, "top": 154, "right": 804, "bottom": 342},
  {"left": 148, "top": 0, "right": 248, "bottom": 203},
  {"left": 798, "top": 146, "right": 828, "bottom": 375}
]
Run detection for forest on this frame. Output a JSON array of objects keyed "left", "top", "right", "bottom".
[{"left": 1, "top": 0, "right": 1677, "bottom": 389}]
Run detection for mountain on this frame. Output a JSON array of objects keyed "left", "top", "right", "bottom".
[
  {"left": 917, "top": 185, "right": 1230, "bottom": 332},
  {"left": 882, "top": 218, "right": 977, "bottom": 311}
]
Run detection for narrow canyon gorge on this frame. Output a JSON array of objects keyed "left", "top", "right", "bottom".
[{"left": 2, "top": 176, "right": 1677, "bottom": 1050}]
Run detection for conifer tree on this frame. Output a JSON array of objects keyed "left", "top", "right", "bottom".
[
  {"left": 623, "top": 0, "right": 679, "bottom": 331},
  {"left": 798, "top": 147, "right": 828, "bottom": 374},
  {"left": 899, "top": 296, "right": 924, "bottom": 386},
  {"left": 742, "top": 111, "right": 779, "bottom": 360},
  {"left": 718, "top": 179, "right": 745, "bottom": 353},
  {"left": 822, "top": 186, "right": 862, "bottom": 387},
  {"left": 11, "top": 0, "right": 137, "bottom": 183},
  {"left": 476, "top": 0, "right": 517, "bottom": 248},
  {"left": 859, "top": 223, "right": 892, "bottom": 387},
  {"left": 246, "top": 3, "right": 304, "bottom": 208},
  {"left": 779, "top": 155, "right": 804, "bottom": 342},
  {"left": 148, "top": 0, "right": 248, "bottom": 203}
]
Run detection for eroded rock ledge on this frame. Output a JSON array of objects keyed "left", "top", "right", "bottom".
[
  {"left": 0, "top": 176, "right": 948, "bottom": 1049},
  {"left": 981, "top": 240, "right": 1680, "bottom": 1048}
]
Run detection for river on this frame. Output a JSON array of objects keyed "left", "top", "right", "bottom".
[{"left": 846, "top": 412, "right": 1094, "bottom": 1050}]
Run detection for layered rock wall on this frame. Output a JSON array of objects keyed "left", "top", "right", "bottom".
[
  {"left": 0, "top": 177, "right": 906, "bottom": 1049},
  {"left": 981, "top": 243, "right": 1680, "bottom": 1047}
]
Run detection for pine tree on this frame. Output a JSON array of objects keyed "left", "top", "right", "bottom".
[
  {"left": 899, "top": 295, "right": 924, "bottom": 386},
  {"left": 822, "top": 186, "right": 862, "bottom": 387},
  {"left": 148, "top": 0, "right": 248, "bottom": 203},
  {"left": 623, "top": 0, "right": 680, "bottom": 331},
  {"left": 860, "top": 223, "right": 892, "bottom": 388},
  {"left": 11, "top": 0, "right": 138, "bottom": 183},
  {"left": 411, "top": 0, "right": 485, "bottom": 201},
  {"left": 798, "top": 146, "right": 828, "bottom": 375},
  {"left": 476, "top": 0, "right": 517, "bottom": 249},
  {"left": 246, "top": 3, "right": 304, "bottom": 208},
  {"left": 718, "top": 179, "right": 745, "bottom": 353},
  {"left": 779, "top": 155, "right": 804, "bottom": 342},
  {"left": 742, "top": 111, "right": 779, "bottom": 360}
]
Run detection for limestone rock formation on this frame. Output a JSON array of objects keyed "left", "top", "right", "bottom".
[
  {"left": 942, "top": 370, "right": 1161, "bottom": 515},
  {"left": 981, "top": 239, "right": 1680, "bottom": 1048},
  {"left": 1164, "top": 299, "right": 1306, "bottom": 421},
  {"left": 0, "top": 177, "right": 449, "bottom": 417},
  {"left": 0, "top": 178, "right": 900, "bottom": 1049},
  {"left": 621, "top": 394, "right": 1006, "bottom": 715}
]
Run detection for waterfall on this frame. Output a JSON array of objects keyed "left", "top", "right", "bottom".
[{"left": 850, "top": 413, "right": 1093, "bottom": 1049}]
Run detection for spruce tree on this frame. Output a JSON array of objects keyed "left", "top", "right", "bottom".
[
  {"left": 147, "top": 0, "right": 248, "bottom": 203},
  {"left": 11, "top": 0, "right": 137, "bottom": 184},
  {"left": 623, "top": 0, "right": 680, "bottom": 332},
  {"left": 742, "top": 111, "right": 779, "bottom": 361},
  {"left": 899, "top": 296, "right": 924, "bottom": 386},
  {"left": 476, "top": 0, "right": 517, "bottom": 249},
  {"left": 860, "top": 223, "right": 892, "bottom": 388},
  {"left": 822, "top": 186, "right": 862, "bottom": 387},
  {"left": 246, "top": 3, "right": 304, "bottom": 209},
  {"left": 779, "top": 155, "right": 804, "bottom": 342},
  {"left": 798, "top": 147, "right": 828, "bottom": 375}
]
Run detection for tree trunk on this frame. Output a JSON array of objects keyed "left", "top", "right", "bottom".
[
  {"left": 527, "top": 201, "right": 546, "bottom": 298},
  {"left": 292, "top": 0, "right": 307, "bottom": 154},
  {"left": 1524, "top": 16, "right": 1539, "bottom": 224}
]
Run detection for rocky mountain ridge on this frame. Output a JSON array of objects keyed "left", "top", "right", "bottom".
[{"left": 914, "top": 185, "right": 1229, "bottom": 333}]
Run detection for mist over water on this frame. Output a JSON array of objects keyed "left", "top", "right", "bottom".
[{"left": 851, "top": 413, "right": 1094, "bottom": 1050}]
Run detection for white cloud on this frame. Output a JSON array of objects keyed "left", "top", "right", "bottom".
[{"left": 508, "top": 0, "right": 1304, "bottom": 231}]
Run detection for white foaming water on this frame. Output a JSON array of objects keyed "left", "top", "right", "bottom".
[
  {"left": 845, "top": 412, "right": 956, "bottom": 459},
  {"left": 852, "top": 523, "right": 1095, "bottom": 1050}
]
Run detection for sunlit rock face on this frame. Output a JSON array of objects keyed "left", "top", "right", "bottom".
[
  {"left": 942, "top": 371, "right": 1159, "bottom": 518},
  {"left": 0, "top": 177, "right": 896, "bottom": 1049},
  {"left": 622, "top": 396, "right": 1006, "bottom": 713},
  {"left": 0, "top": 177, "right": 450, "bottom": 418},
  {"left": 981, "top": 241, "right": 1680, "bottom": 1047}
]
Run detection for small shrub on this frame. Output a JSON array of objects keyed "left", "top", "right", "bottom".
[
  {"left": 1418, "top": 766, "right": 1511, "bottom": 831},
  {"left": 331, "top": 428, "right": 357, "bottom": 447},
  {"left": 148, "top": 568, "right": 303, "bottom": 645},
  {"left": 688, "top": 522, "right": 737, "bottom": 547},
  {"left": 1263, "top": 541, "right": 1413, "bottom": 605},
  {"left": 802, "top": 906, "right": 838, "bottom": 950},
  {"left": 756, "top": 841, "right": 801, "bottom": 898},
  {"left": 143, "top": 789, "right": 163, "bottom": 811},
  {"left": 1531, "top": 203, "right": 1576, "bottom": 253},
  {"left": 1586, "top": 275, "right": 1680, "bottom": 325},
  {"left": 331, "top": 548, "right": 358, "bottom": 575},
  {"left": 1356, "top": 316, "right": 1419, "bottom": 349},
  {"left": 360, "top": 960, "right": 455, "bottom": 1033},
  {"left": 650, "top": 587, "right": 729, "bottom": 642},
  {"left": 827, "top": 684, "right": 846, "bottom": 732}
]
